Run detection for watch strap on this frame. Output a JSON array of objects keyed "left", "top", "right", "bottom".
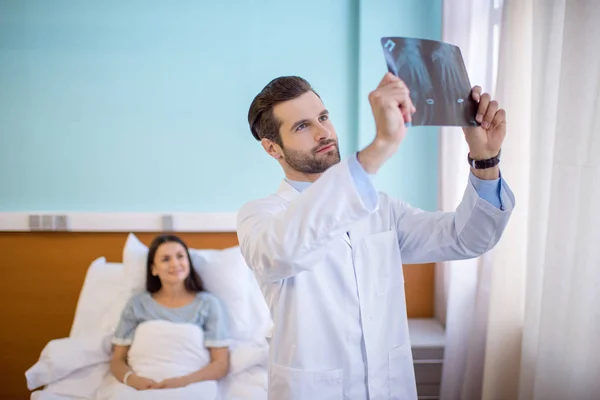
[{"left": 468, "top": 149, "right": 501, "bottom": 169}]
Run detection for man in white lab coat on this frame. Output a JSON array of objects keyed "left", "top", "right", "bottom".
[{"left": 236, "top": 72, "right": 514, "bottom": 400}]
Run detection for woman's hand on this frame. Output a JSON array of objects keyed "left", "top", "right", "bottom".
[
  {"left": 155, "top": 376, "right": 190, "bottom": 389},
  {"left": 128, "top": 374, "right": 158, "bottom": 390}
]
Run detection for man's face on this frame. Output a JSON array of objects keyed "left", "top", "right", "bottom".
[{"left": 272, "top": 91, "right": 340, "bottom": 174}]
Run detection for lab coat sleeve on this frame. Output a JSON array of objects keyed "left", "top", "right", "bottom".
[
  {"left": 237, "top": 158, "right": 379, "bottom": 282},
  {"left": 469, "top": 172, "right": 503, "bottom": 209},
  {"left": 393, "top": 174, "right": 515, "bottom": 264}
]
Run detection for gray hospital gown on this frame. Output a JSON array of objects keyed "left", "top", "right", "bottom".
[{"left": 112, "top": 291, "right": 231, "bottom": 348}]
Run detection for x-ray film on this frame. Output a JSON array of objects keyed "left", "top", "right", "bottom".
[{"left": 381, "top": 37, "right": 479, "bottom": 127}]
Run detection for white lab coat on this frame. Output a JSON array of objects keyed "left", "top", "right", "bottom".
[{"left": 237, "top": 158, "right": 515, "bottom": 400}]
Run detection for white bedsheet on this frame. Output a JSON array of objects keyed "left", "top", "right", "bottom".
[
  {"left": 31, "top": 364, "right": 268, "bottom": 400},
  {"left": 28, "top": 321, "right": 268, "bottom": 400},
  {"left": 96, "top": 320, "right": 218, "bottom": 400}
]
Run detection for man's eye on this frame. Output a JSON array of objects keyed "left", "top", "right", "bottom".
[
  {"left": 296, "top": 123, "right": 307, "bottom": 131},
  {"left": 319, "top": 115, "right": 328, "bottom": 122}
]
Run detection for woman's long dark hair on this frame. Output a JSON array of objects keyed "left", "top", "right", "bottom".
[{"left": 146, "top": 234, "right": 204, "bottom": 293}]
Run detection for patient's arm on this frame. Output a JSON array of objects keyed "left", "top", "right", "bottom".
[
  {"left": 110, "top": 345, "right": 157, "bottom": 390},
  {"left": 187, "top": 346, "right": 230, "bottom": 382}
]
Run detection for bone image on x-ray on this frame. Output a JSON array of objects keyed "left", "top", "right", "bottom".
[
  {"left": 382, "top": 37, "right": 478, "bottom": 127},
  {"left": 392, "top": 38, "right": 436, "bottom": 125},
  {"left": 431, "top": 43, "right": 478, "bottom": 126}
]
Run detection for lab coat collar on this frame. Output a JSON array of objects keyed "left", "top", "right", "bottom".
[
  {"left": 275, "top": 179, "right": 352, "bottom": 247},
  {"left": 276, "top": 179, "right": 300, "bottom": 202}
]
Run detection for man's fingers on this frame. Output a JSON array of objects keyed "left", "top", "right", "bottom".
[
  {"left": 369, "top": 83, "right": 409, "bottom": 107},
  {"left": 375, "top": 74, "right": 414, "bottom": 117},
  {"left": 384, "top": 86, "right": 414, "bottom": 122},
  {"left": 380, "top": 85, "right": 415, "bottom": 123},
  {"left": 481, "top": 100, "right": 499, "bottom": 130},
  {"left": 471, "top": 86, "right": 483, "bottom": 102},
  {"left": 370, "top": 78, "right": 415, "bottom": 124},
  {"left": 399, "top": 92, "right": 414, "bottom": 123},
  {"left": 476, "top": 93, "right": 491, "bottom": 124},
  {"left": 377, "top": 72, "right": 400, "bottom": 89},
  {"left": 489, "top": 108, "right": 506, "bottom": 131}
]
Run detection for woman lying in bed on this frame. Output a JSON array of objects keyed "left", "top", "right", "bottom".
[{"left": 105, "top": 234, "right": 231, "bottom": 397}]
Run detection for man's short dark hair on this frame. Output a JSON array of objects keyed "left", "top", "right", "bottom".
[{"left": 248, "top": 76, "right": 318, "bottom": 146}]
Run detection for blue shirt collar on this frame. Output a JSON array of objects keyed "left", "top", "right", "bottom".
[{"left": 284, "top": 178, "right": 312, "bottom": 193}]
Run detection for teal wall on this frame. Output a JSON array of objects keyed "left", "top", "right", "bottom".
[
  {"left": 0, "top": 0, "right": 441, "bottom": 213},
  {"left": 358, "top": 1, "right": 441, "bottom": 210}
]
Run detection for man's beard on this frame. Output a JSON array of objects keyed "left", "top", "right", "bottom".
[{"left": 282, "top": 139, "right": 341, "bottom": 174}]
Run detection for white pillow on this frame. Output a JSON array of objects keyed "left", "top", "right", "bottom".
[
  {"left": 122, "top": 233, "right": 151, "bottom": 295},
  {"left": 121, "top": 233, "right": 271, "bottom": 344},
  {"left": 70, "top": 257, "right": 127, "bottom": 338},
  {"left": 189, "top": 247, "right": 252, "bottom": 341},
  {"left": 192, "top": 248, "right": 273, "bottom": 345},
  {"left": 99, "top": 281, "right": 133, "bottom": 337}
]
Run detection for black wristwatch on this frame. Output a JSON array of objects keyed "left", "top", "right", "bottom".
[{"left": 467, "top": 149, "right": 501, "bottom": 169}]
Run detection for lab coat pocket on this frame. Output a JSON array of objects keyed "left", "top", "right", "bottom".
[
  {"left": 269, "top": 363, "right": 343, "bottom": 400},
  {"left": 388, "top": 343, "right": 418, "bottom": 400},
  {"left": 363, "top": 229, "right": 403, "bottom": 295}
]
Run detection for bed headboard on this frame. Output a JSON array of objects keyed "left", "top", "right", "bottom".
[{"left": 0, "top": 232, "right": 433, "bottom": 400}]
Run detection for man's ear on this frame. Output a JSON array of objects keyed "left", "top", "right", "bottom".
[{"left": 261, "top": 138, "right": 283, "bottom": 160}]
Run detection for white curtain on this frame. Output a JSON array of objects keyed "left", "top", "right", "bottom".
[
  {"left": 440, "top": 0, "right": 600, "bottom": 399},
  {"left": 438, "top": 1, "right": 501, "bottom": 399},
  {"left": 511, "top": 1, "right": 600, "bottom": 399},
  {"left": 479, "top": 0, "right": 532, "bottom": 397}
]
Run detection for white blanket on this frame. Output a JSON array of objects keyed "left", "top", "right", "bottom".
[
  {"left": 27, "top": 320, "right": 269, "bottom": 400},
  {"left": 95, "top": 320, "right": 218, "bottom": 400}
]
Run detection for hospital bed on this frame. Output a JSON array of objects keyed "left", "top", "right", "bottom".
[{"left": 24, "top": 233, "right": 271, "bottom": 400}]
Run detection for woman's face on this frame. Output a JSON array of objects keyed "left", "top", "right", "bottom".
[{"left": 151, "top": 241, "right": 190, "bottom": 286}]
